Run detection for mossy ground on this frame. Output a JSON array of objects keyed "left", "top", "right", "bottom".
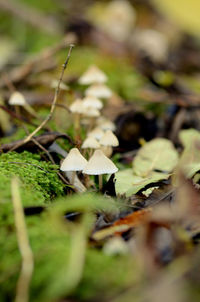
[
  {"left": 0, "top": 186, "right": 139, "bottom": 302},
  {"left": 0, "top": 151, "right": 65, "bottom": 205}
]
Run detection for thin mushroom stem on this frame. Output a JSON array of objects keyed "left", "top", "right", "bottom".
[
  {"left": 15, "top": 106, "right": 20, "bottom": 119},
  {"left": 88, "top": 117, "right": 96, "bottom": 132},
  {"left": 74, "top": 113, "right": 80, "bottom": 136},
  {"left": 98, "top": 174, "right": 103, "bottom": 191},
  {"left": 71, "top": 171, "right": 76, "bottom": 185}
]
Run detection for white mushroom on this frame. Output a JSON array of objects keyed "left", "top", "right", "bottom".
[
  {"left": 82, "top": 137, "right": 100, "bottom": 149},
  {"left": 82, "top": 95, "right": 103, "bottom": 110},
  {"left": 83, "top": 107, "right": 100, "bottom": 118},
  {"left": 99, "top": 130, "right": 119, "bottom": 157},
  {"left": 79, "top": 65, "right": 107, "bottom": 85},
  {"left": 85, "top": 83, "right": 112, "bottom": 99},
  {"left": 99, "top": 130, "right": 119, "bottom": 147},
  {"left": 8, "top": 91, "right": 38, "bottom": 118},
  {"left": 83, "top": 149, "right": 118, "bottom": 190},
  {"left": 69, "top": 99, "right": 86, "bottom": 134},
  {"left": 60, "top": 148, "right": 88, "bottom": 184},
  {"left": 82, "top": 136, "right": 100, "bottom": 157},
  {"left": 88, "top": 127, "right": 104, "bottom": 140},
  {"left": 69, "top": 98, "right": 85, "bottom": 114},
  {"left": 9, "top": 91, "right": 26, "bottom": 106},
  {"left": 97, "top": 117, "right": 116, "bottom": 131}
]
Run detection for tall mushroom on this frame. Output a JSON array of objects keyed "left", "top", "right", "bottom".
[
  {"left": 60, "top": 148, "right": 88, "bottom": 184},
  {"left": 69, "top": 98, "right": 86, "bottom": 135},
  {"left": 83, "top": 149, "right": 118, "bottom": 190}
]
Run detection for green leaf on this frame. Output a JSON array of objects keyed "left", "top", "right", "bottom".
[
  {"left": 179, "top": 128, "right": 200, "bottom": 148},
  {"left": 179, "top": 129, "right": 200, "bottom": 178},
  {"left": 115, "top": 169, "right": 169, "bottom": 197},
  {"left": 132, "top": 138, "right": 178, "bottom": 177}
]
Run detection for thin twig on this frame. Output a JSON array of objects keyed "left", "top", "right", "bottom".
[
  {"left": 10, "top": 44, "right": 74, "bottom": 152},
  {"left": 11, "top": 177, "right": 34, "bottom": 302}
]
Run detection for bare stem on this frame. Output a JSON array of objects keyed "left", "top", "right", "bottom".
[{"left": 11, "top": 177, "right": 34, "bottom": 302}]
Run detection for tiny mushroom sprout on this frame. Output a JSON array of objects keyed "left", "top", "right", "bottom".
[
  {"left": 99, "top": 130, "right": 119, "bottom": 157},
  {"left": 83, "top": 149, "right": 118, "bottom": 190},
  {"left": 60, "top": 148, "right": 88, "bottom": 184},
  {"left": 79, "top": 65, "right": 107, "bottom": 85},
  {"left": 85, "top": 83, "right": 112, "bottom": 99},
  {"left": 82, "top": 136, "right": 100, "bottom": 156}
]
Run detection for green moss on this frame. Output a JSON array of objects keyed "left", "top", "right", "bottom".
[
  {"left": 0, "top": 151, "right": 65, "bottom": 203},
  {"left": 0, "top": 193, "right": 139, "bottom": 302},
  {"left": 75, "top": 249, "right": 138, "bottom": 301}
]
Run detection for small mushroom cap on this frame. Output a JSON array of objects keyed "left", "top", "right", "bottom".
[
  {"left": 9, "top": 91, "right": 26, "bottom": 106},
  {"left": 82, "top": 137, "right": 100, "bottom": 149},
  {"left": 88, "top": 127, "right": 104, "bottom": 140},
  {"left": 83, "top": 149, "right": 118, "bottom": 175},
  {"left": 85, "top": 84, "right": 112, "bottom": 99},
  {"left": 69, "top": 99, "right": 86, "bottom": 114},
  {"left": 99, "top": 130, "right": 119, "bottom": 147},
  {"left": 83, "top": 107, "right": 100, "bottom": 117},
  {"left": 60, "top": 148, "right": 88, "bottom": 172},
  {"left": 83, "top": 96, "right": 103, "bottom": 110},
  {"left": 79, "top": 65, "right": 107, "bottom": 85},
  {"left": 97, "top": 118, "right": 116, "bottom": 131}
]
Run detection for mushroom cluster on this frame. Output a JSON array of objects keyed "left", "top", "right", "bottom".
[
  {"left": 69, "top": 65, "right": 114, "bottom": 137},
  {"left": 62, "top": 65, "right": 119, "bottom": 191},
  {"left": 60, "top": 147, "right": 118, "bottom": 190}
]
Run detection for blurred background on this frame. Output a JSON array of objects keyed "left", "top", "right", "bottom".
[{"left": 1, "top": 0, "right": 200, "bottom": 145}]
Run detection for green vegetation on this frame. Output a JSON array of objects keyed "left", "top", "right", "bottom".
[{"left": 0, "top": 151, "right": 65, "bottom": 204}]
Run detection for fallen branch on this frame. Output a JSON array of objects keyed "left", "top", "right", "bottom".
[{"left": 0, "top": 132, "right": 73, "bottom": 152}]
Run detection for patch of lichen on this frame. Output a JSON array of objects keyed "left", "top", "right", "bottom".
[{"left": 0, "top": 151, "right": 65, "bottom": 204}]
